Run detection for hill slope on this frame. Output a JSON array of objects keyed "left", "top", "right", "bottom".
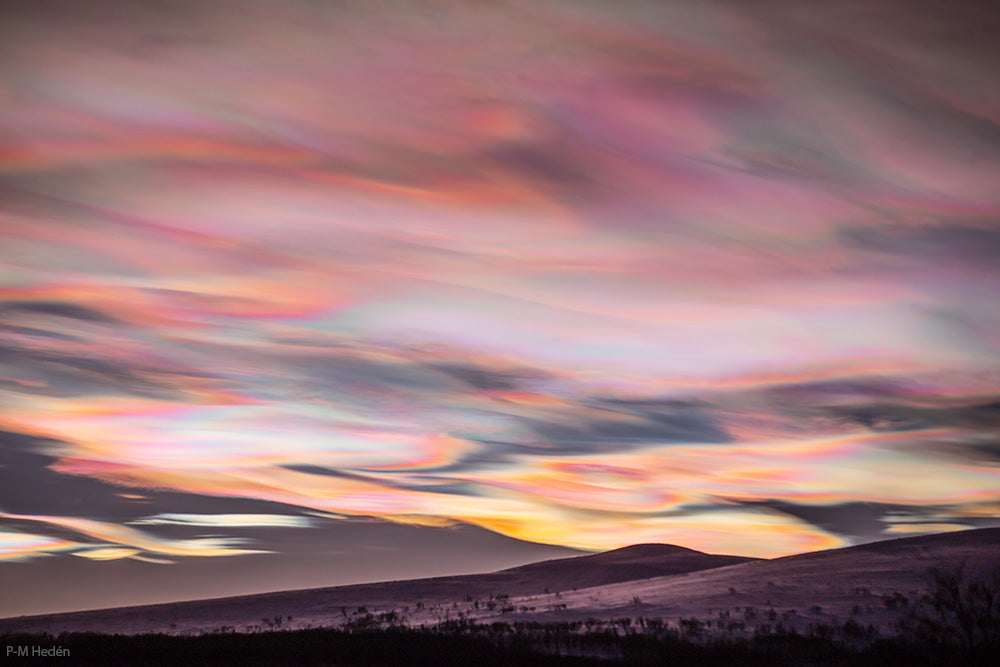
[
  {"left": 508, "top": 527, "right": 1000, "bottom": 635},
  {"left": 0, "top": 542, "right": 753, "bottom": 634},
  {"left": 2, "top": 528, "right": 998, "bottom": 637}
]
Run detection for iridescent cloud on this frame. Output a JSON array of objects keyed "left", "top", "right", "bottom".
[
  {"left": 1, "top": 0, "right": 999, "bottom": 568},
  {"left": 0, "top": 529, "right": 79, "bottom": 562},
  {"left": 0, "top": 511, "right": 268, "bottom": 560},
  {"left": 130, "top": 514, "right": 314, "bottom": 528}
]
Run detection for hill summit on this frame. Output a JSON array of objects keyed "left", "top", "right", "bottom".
[{"left": 496, "top": 542, "right": 756, "bottom": 589}]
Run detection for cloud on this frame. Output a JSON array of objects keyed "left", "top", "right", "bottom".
[
  {"left": 0, "top": 428, "right": 351, "bottom": 562},
  {"left": 130, "top": 513, "right": 313, "bottom": 528},
  {"left": 0, "top": 511, "right": 269, "bottom": 559},
  {"left": 882, "top": 522, "right": 971, "bottom": 535},
  {"left": 0, "top": 324, "right": 82, "bottom": 342},
  {"left": 1, "top": 0, "right": 999, "bottom": 564},
  {"left": 71, "top": 546, "right": 142, "bottom": 561},
  {"left": 0, "top": 528, "right": 79, "bottom": 562},
  {"left": 512, "top": 409, "right": 729, "bottom": 455},
  {"left": 840, "top": 224, "right": 1000, "bottom": 271},
  {"left": 0, "top": 301, "right": 119, "bottom": 324},
  {"left": 0, "top": 345, "right": 180, "bottom": 400},
  {"left": 429, "top": 363, "right": 532, "bottom": 391},
  {"left": 741, "top": 500, "right": 922, "bottom": 543}
]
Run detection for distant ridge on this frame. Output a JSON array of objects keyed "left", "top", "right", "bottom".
[{"left": 497, "top": 542, "right": 757, "bottom": 590}]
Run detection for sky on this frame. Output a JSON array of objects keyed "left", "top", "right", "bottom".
[{"left": 2, "top": 0, "right": 1000, "bottom": 615}]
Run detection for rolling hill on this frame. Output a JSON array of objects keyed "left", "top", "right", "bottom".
[{"left": 2, "top": 528, "right": 998, "bottom": 637}]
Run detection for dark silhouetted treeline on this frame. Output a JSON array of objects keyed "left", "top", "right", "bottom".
[
  {"left": 3, "top": 625, "right": 995, "bottom": 666},
  {"left": 5, "top": 565, "right": 997, "bottom": 665}
]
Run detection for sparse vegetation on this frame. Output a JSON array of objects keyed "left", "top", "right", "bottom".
[
  {"left": 8, "top": 610, "right": 995, "bottom": 667},
  {"left": 883, "top": 592, "right": 909, "bottom": 610},
  {"left": 890, "top": 561, "right": 1000, "bottom": 660},
  {"left": 7, "top": 560, "right": 999, "bottom": 665}
]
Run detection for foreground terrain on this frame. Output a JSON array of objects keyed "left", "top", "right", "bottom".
[
  {"left": 3, "top": 528, "right": 998, "bottom": 639},
  {"left": 3, "top": 529, "right": 1000, "bottom": 665}
]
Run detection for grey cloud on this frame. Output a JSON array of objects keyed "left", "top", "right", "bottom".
[
  {"left": 0, "top": 345, "right": 178, "bottom": 400},
  {"left": 966, "top": 441, "right": 1000, "bottom": 465},
  {"left": 278, "top": 464, "right": 373, "bottom": 481},
  {"left": 273, "top": 350, "right": 555, "bottom": 411},
  {"left": 837, "top": 407, "right": 926, "bottom": 431},
  {"left": 291, "top": 352, "right": 460, "bottom": 395},
  {"left": 761, "top": 377, "right": 905, "bottom": 403},
  {"left": 582, "top": 397, "right": 731, "bottom": 443},
  {"left": 465, "top": 397, "right": 731, "bottom": 458},
  {"left": 744, "top": 500, "right": 924, "bottom": 544},
  {"left": 735, "top": 380, "right": 1000, "bottom": 448},
  {"left": 482, "top": 142, "right": 593, "bottom": 193},
  {"left": 0, "top": 300, "right": 119, "bottom": 324},
  {"left": 832, "top": 398, "right": 1000, "bottom": 435},
  {"left": 281, "top": 465, "right": 482, "bottom": 500},
  {"left": 900, "top": 437, "right": 1000, "bottom": 468},
  {"left": 743, "top": 499, "right": 1000, "bottom": 545},
  {"left": 429, "top": 363, "right": 530, "bottom": 391},
  {"left": 840, "top": 224, "right": 1000, "bottom": 270},
  {"left": 0, "top": 430, "right": 322, "bottom": 523},
  {"left": 521, "top": 417, "right": 713, "bottom": 451},
  {"left": 0, "top": 324, "right": 82, "bottom": 342}
]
